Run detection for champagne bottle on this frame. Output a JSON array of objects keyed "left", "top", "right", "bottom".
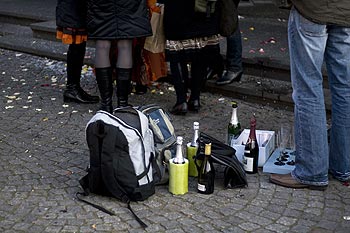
[
  {"left": 227, "top": 101, "right": 241, "bottom": 145},
  {"left": 187, "top": 122, "right": 200, "bottom": 177},
  {"left": 174, "top": 136, "right": 185, "bottom": 164},
  {"left": 197, "top": 143, "right": 215, "bottom": 194},
  {"left": 191, "top": 122, "right": 199, "bottom": 147},
  {"left": 243, "top": 115, "right": 259, "bottom": 174}
]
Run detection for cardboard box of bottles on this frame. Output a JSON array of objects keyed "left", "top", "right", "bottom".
[{"left": 230, "top": 129, "right": 275, "bottom": 167}]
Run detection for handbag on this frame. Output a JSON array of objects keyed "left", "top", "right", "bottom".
[
  {"left": 195, "top": 132, "right": 248, "bottom": 189},
  {"left": 144, "top": 4, "right": 165, "bottom": 54},
  {"left": 218, "top": 0, "right": 239, "bottom": 36}
]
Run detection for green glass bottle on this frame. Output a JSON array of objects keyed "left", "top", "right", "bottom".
[{"left": 227, "top": 101, "right": 241, "bottom": 145}]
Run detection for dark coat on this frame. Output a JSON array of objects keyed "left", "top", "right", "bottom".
[
  {"left": 163, "top": 0, "right": 220, "bottom": 40},
  {"left": 87, "top": 0, "right": 152, "bottom": 39},
  {"left": 291, "top": 0, "right": 350, "bottom": 26},
  {"left": 56, "top": 0, "right": 87, "bottom": 29}
]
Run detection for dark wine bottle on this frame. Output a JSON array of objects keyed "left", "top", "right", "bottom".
[
  {"left": 227, "top": 101, "right": 241, "bottom": 145},
  {"left": 243, "top": 115, "right": 259, "bottom": 174},
  {"left": 197, "top": 143, "right": 215, "bottom": 194}
]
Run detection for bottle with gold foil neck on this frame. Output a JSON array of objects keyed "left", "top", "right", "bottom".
[{"left": 197, "top": 143, "right": 215, "bottom": 194}]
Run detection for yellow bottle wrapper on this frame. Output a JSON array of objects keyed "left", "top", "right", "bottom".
[
  {"left": 187, "top": 143, "right": 198, "bottom": 177},
  {"left": 169, "top": 158, "right": 189, "bottom": 195}
]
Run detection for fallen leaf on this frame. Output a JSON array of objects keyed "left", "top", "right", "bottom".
[{"left": 6, "top": 95, "right": 17, "bottom": 100}]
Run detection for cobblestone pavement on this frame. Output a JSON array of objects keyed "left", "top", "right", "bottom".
[{"left": 1, "top": 48, "right": 350, "bottom": 233}]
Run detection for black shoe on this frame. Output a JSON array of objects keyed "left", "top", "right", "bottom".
[
  {"left": 188, "top": 99, "right": 200, "bottom": 112},
  {"left": 216, "top": 70, "right": 243, "bottom": 86},
  {"left": 63, "top": 85, "right": 99, "bottom": 104},
  {"left": 170, "top": 102, "right": 188, "bottom": 115}
]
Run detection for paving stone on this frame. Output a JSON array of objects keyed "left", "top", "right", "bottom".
[
  {"left": 265, "top": 223, "right": 290, "bottom": 232},
  {"left": 276, "top": 216, "right": 297, "bottom": 226},
  {"left": 238, "top": 221, "right": 261, "bottom": 231}
]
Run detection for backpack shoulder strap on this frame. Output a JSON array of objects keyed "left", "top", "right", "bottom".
[
  {"left": 99, "top": 125, "right": 148, "bottom": 228},
  {"left": 80, "top": 112, "right": 148, "bottom": 228}
]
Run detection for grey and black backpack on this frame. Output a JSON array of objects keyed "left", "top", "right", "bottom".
[{"left": 77, "top": 107, "right": 156, "bottom": 228}]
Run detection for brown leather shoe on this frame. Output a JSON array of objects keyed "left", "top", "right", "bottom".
[{"left": 270, "top": 173, "right": 327, "bottom": 191}]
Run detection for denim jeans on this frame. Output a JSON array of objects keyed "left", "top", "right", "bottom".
[
  {"left": 289, "top": 8, "right": 350, "bottom": 185},
  {"left": 226, "top": 24, "right": 243, "bottom": 73}
]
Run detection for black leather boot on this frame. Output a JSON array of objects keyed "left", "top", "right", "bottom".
[
  {"left": 63, "top": 43, "right": 99, "bottom": 104},
  {"left": 116, "top": 68, "right": 132, "bottom": 107},
  {"left": 95, "top": 67, "right": 113, "bottom": 113},
  {"left": 63, "top": 84, "right": 99, "bottom": 104}
]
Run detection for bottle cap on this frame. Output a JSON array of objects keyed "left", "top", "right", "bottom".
[
  {"left": 250, "top": 115, "right": 256, "bottom": 127},
  {"left": 177, "top": 136, "right": 183, "bottom": 145},
  {"left": 204, "top": 143, "right": 211, "bottom": 155},
  {"left": 193, "top": 121, "right": 199, "bottom": 130},
  {"left": 231, "top": 101, "right": 238, "bottom": 108}
]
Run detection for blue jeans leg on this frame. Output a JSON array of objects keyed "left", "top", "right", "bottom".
[
  {"left": 326, "top": 26, "right": 350, "bottom": 182},
  {"left": 288, "top": 8, "right": 329, "bottom": 185},
  {"left": 226, "top": 24, "right": 243, "bottom": 73}
]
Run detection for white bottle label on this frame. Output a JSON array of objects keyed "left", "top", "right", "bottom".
[
  {"left": 197, "top": 183, "right": 206, "bottom": 192},
  {"left": 243, "top": 154, "right": 254, "bottom": 172}
]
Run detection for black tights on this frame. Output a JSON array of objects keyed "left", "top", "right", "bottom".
[
  {"left": 170, "top": 57, "right": 206, "bottom": 105},
  {"left": 66, "top": 42, "right": 86, "bottom": 85}
]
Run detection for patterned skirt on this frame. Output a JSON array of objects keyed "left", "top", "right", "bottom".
[{"left": 165, "top": 35, "right": 220, "bottom": 63}]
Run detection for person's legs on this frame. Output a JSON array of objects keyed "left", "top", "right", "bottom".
[
  {"left": 169, "top": 61, "right": 188, "bottom": 115},
  {"left": 188, "top": 53, "right": 206, "bottom": 112},
  {"left": 216, "top": 25, "right": 243, "bottom": 85},
  {"left": 116, "top": 39, "right": 133, "bottom": 107},
  {"left": 226, "top": 25, "right": 243, "bottom": 74},
  {"left": 326, "top": 26, "right": 350, "bottom": 182},
  {"left": 95, "top": 40, "right": 113, "bottom": 112},
  {"left": 289, "top": 8, "right": 329, "bottom": 186},
  {"left": 64, "top": 42, "right": 99, "bottom": 103}
]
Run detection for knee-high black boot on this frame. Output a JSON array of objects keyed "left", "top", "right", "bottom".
[
  {"left": 63, "top": 43, "right": 99, "bottom": 103},
  {"left": 116, "top": 68, "right": 132, "bottom": 107},
  {"left": 95, "top": 67, "right": 113, "bottom": 113}
]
